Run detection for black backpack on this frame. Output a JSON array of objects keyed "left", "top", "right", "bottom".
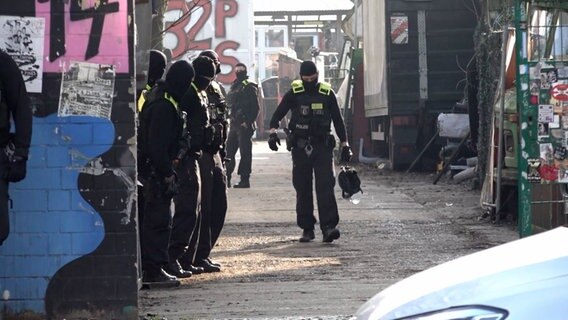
[{"left": 338, "top": 166, "right": 363, "bottom": 199}]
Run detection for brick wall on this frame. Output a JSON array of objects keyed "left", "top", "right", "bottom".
[{"left": 0, "top": 1, "right": 138, "bottom": 319}]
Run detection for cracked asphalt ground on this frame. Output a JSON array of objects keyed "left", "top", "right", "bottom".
[{"left": 139, "top": 141, "right": 519, "bottom": 319}]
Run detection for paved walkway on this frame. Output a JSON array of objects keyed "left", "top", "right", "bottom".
[{"left": 139, "top": 140, "right": 519, "bottom": 319}]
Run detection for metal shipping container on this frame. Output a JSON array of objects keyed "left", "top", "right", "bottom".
[{"left": 363, "top": 0, "right": 477, "bottom": 169}]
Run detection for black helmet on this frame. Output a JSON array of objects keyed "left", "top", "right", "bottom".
[
  {"left": 165, "top": 60, "right": 194, "bottom": 101},
  {"left": 192, "top": 56, "right": 216, "bottom": 79},
  {"left": 338, "top": 166, "right": 362, "bottom": 199},
  {"left": 148, "top": 49, "right": 167, "bottom": 85},
  {"left": 199, "top": 50, "right": 221, "bottom": 74}
]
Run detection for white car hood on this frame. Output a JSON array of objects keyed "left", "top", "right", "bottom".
[{"left": 356, "top": 227, "right": 568, "bottom": 319}]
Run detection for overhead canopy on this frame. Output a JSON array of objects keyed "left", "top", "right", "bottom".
[
  {"left": 254, "top": 0, "right": 354, "bottom": 31},
  {"left": 254, "top": 0, "right": 354, "bottom": 16}
]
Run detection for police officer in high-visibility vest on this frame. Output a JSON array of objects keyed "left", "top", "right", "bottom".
[
  {"left": 225, "top": 63, "right": 260, "bottom": 188},
  {"left": 167, "top": 56, "right": 219, "bottom": 277},
  {"left": 268, "top": 60, "right": 352, "bottom": 243},
  {"left": 0, "top": 50, "right": 33, "bottom": 246},
  {"left": 138, "top": 60, "right": 194, "bottom": 288}
]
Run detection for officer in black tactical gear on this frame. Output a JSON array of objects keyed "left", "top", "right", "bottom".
[
  {"left": 136, "top": 49, "right": 168, "bottom": 249},
  {"left": 0, "top": 50, "right": 33, "bottom": 246},
  {"left": 186, "top": 49, "right": 227, "bottom": 272},
  {"left": 137, "top": 49, "right": 167, "bottom": 113},
  {"left": 268, "top": 60, "right": 352, "bottom": 243},
  {"left": 138, "top": 60, "right": 194, "bottom": 288},
  {"left": 168, "top": 56, "right": 218, "bottom": 276},
  {"left": 225, "top": 63, "right": 260, "bottom": 188}
]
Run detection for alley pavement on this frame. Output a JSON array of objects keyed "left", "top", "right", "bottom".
[{"left": 139, "top": 140, "right": 519, "bottom": 319}]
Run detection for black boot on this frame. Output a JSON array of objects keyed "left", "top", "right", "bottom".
[
  {"left": 322, "top": 228, "right": 340, "bottom": 243},
  {"left": 195, "top": 259, "right": 222, "bottom": 273},
  {"left": 299, "top": 229, "right": 315, "bottom": 242},
  {"left": 233, "top": 175, "right": 250, "bottom": 188},
  {"left": 227, "top": 175, "right": 232, "bottom": 188},
  {"left": 162, "top": 260, "right": 193, "bottom": 278},
  {"left": 142, "top": 268, "right": 181, "bottom": 289},
  {"left": 186, "top": 264, "right": 205, "bottom": 275},
  {"left": 178, "top": 260, "right": 205, "bottom": 275},
  {"left": 206, "top": 257, "right": 221, "bottom": 267}
]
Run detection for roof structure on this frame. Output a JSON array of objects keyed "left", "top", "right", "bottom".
[
  {"left": 254, "top": 0, "right": 354, "bottom": 16},
  {"left": 253, "top": 0, "right": 354, "bottom": 31}
]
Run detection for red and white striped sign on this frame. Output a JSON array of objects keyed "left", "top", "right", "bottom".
[{"left": 390, "top": 16, "right": 408, "bottom": 44}]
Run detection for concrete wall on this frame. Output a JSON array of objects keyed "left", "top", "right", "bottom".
[{"left": 0, "top": 1, "right": 138, "bottom": 319}]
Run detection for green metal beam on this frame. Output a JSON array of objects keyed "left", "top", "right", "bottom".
[{"left": 514, "top": 0, "right": 533, "bottom": 237}]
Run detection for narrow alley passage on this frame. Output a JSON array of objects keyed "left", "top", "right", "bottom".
[{"left": 139, "top": 140, "right": 518, "bottom": 319}]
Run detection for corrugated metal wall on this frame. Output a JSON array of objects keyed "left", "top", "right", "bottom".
[
  {"left": 386, "top": 0, "right": 476, "bottom": 116},
  {"left": 384, "top": 0, "right": 477, "bottom": 169}
]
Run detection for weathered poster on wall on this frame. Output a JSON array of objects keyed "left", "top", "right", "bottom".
[
  {"left": 0, "top": 15, "right": 45, "bottom": 93},
  {"left": 58, "top": 61, "right": 115, "bottom": 119}
]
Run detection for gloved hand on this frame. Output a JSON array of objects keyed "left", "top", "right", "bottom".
[
  {"left": 340, "top": 145, "right": 352, "bottom": 163},
  {"left": 268, "top": 132, "right": 281, "bottom": 151},
  {"left": 4, "top": 157, "right": 27, "bottom": 182}
]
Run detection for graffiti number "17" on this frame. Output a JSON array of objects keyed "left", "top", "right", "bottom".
[{"left": 38, "top": 0, "right": 119, "bottom": 62}]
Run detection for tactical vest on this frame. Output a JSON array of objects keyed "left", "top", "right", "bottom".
[
  {"left": 138, "top": 86, "right": 183, "bottom": 161},
  {"left": 192, "top": 82, "right": 209, "bottom": 109},
  {"left": 289, "top": 80, "right": 332, "bottom": 138},
  {"left": 206, "top": 81, "right": 227, "bottom": 123},
  {"left": 227, "top": 79, "right": 256, "bottom": 119},
  {"left": 137, "top": 84, "right": 153, "bottom": 113}
]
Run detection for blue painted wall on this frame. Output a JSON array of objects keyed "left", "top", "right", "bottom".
[{"left": 0, "top": 1, "right": 138, "bottom": 319}]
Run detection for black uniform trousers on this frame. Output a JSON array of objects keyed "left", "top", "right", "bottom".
[
  {"left": 225, "top": 121, "right": 254, "bottom": 179},
  {"left": 291, "top": 141, "right": 339, "bottom": 232},
  {"left": 169, "top": 156, "right": 200, "bottom": 264},
  {"left": 140, "top": 176, "right": 175, "bottom": 276},
  {"left": 0, "top": 152, "right": 10, "bottom": 246},
  {"left": 185, "top": 151, "right": 227, "bottom": 263}
]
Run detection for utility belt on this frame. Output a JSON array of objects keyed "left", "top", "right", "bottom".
[{"left": 286, "top": 133, "right": 336, "bottom": 152}]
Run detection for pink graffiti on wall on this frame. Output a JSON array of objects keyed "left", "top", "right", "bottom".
[
  {"left": 35, "top": 0, "right": 129, "bottom": 73},
  {"left": 166, "top": 0, "right": 240, "bottom": 84}
]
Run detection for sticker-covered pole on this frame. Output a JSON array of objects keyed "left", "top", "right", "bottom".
[{"left": 514, "top": 0, "right": 533, "bottom": 237}]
